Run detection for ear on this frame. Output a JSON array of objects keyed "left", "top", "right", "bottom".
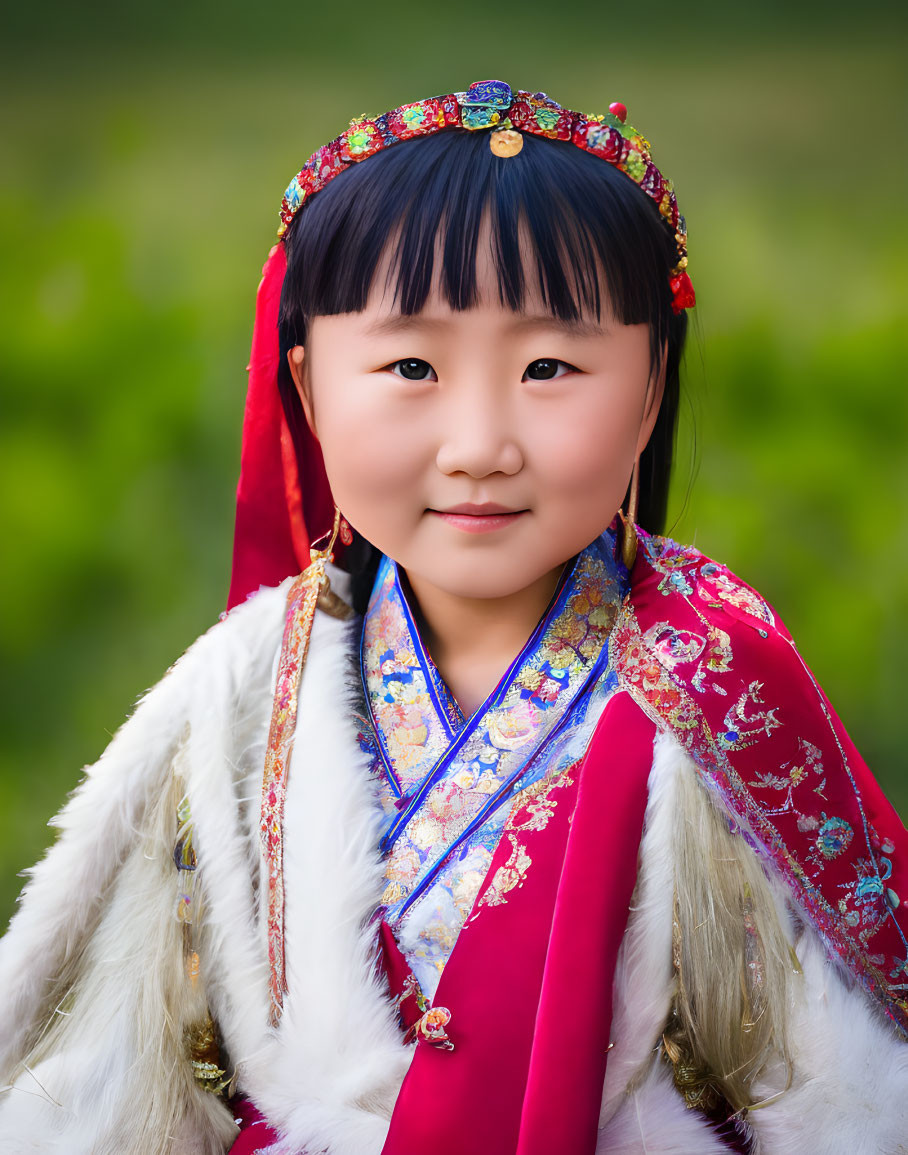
[
  {"left": 634, "top": 340, "right": 668, "bottom": 458},
  {"left": 287, "top": 345, "right": 318, "bottom": 438}
]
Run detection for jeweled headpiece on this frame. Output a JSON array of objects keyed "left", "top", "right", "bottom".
[{"left": 277, "top": 79, "right": 696, "bottom": 315}]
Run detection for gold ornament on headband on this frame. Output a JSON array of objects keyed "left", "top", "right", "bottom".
[{"left": 490, "top": 128, "right": 523, "bottom": 157}]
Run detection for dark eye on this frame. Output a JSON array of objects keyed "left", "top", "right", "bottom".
[
  {"left": 524, "top": 359, "right": 574, "bottom": 381},
  {"left": 391, "top": 358, "right": 436, "bottom": 381}
]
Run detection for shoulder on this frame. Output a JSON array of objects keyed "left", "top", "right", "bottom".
[
  {"left": 617, "top": 530, "right": 806, "bottom": 734},
  {"left": 61, "top": 577, "right": 298, "bottom": 840},
  {"left": 619, "top": 531, "right": 843, "bottom": 811},
  {"left": 184, "top": 577, "right": 292, "bottom": 670},
  {"left": 633, "top": 531, "right": 785, "bottom": 640},
  {"left": 621, "top": 530, "right": 818, "bottom": 721},
  {"left": 133, "top": 577, "right": 297, "bottom": 727}
]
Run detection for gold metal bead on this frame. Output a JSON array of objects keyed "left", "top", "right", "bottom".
[{"left": 489, "top": 129, "right": 523, "bottom": 157}]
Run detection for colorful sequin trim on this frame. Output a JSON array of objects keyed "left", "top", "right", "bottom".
[
  {"left": 276, "top": 79, "right": 694, "bottom": 314},
  {"left": 261, "top": 561, "right": 326, "bottom": 1024}
]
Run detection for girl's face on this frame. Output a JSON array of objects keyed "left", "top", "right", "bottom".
[{"left": 289, "top": 231, "right": 664, "bottom": 602}]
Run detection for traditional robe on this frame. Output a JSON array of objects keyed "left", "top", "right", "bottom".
[{"left": 1, "top": 532, "right": 907, "bottom": 1154}]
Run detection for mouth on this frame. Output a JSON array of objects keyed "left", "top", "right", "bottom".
[{"left": 428, "top": 503, "right": 529, "bottom": 535}]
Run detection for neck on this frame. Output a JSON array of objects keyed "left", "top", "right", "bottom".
[{"left": 401, "top": 564, "right": 568, "bottom": 717}]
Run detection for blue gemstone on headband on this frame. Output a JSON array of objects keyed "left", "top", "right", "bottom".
[
  {"left": 283, "top": 179, "right": 302, "bottom": 210},
  {"left": 462, "top": 79, "right": 512, "bottom": 109}
]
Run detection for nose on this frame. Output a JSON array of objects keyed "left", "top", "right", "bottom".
[{"left": 434, "top": 380, "right": 524, "bottom": 478}]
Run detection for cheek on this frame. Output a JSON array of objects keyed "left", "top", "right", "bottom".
[
  {"left": 312, "top": 393, "right": 430, "bottom": 535},
  {"left": 526, "top": 389, "right": 641, "bottom": 509}
]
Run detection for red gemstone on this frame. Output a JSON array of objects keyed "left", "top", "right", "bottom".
[
  {"left": 640, "top": 162, "right": 664, "bottom": 202},
  {"left": 669, "top": 271, "right": 696, "bottom": 314},
  {"left": 579, "top": 121, "right": 622, "bottom": 162},
  {"left": 508, "top": 100, "right": 533, "bottom": 131},
  {"left": 608, "top": 101, "right": 628, "bottom": 123}
]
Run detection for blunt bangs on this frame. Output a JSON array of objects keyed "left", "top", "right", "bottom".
[
  {"left": 280, "top": 130, "right": 677, "bottom": 369},
  {"left": 278, "top": 127, "right": 690, "bottom": 545}
]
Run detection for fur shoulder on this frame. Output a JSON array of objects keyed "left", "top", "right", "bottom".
[{"left": 0, "top": 579, "right": 291, "bottom": 1149}]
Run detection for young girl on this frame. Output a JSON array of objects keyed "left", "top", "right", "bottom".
[{"left": 1, "top": 79, "right": 906, "bottom": 1154}]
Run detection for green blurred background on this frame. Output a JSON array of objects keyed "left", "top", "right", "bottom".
[{"left": 1, "top": 1, "right": 906, "bottom": 929}]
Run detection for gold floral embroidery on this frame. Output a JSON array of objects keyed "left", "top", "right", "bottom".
[{"left": 476, "top": 765, "right": 577, "bottom": 909}]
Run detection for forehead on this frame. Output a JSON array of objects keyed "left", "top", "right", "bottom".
[{"left": 361, "top": 307, "right": 610, "bottom": 340}]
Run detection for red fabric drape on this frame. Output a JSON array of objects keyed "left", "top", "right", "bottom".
[
  {"left": 227, "top": 244, "right": 334, "bottom": 610},
  {"left": 381, "top": 693, "right": 655, "bottom": 1155}
]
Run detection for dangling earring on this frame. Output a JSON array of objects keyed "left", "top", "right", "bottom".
[
  {"left": 309, "top": 505, "right": 355, "bottom": 620},
  {"left": 618, "top": 460, "right": 639, "bottom": 572}
]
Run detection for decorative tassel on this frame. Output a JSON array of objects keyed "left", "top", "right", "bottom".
[{"left": 173, "top": 782, "right": 232, "bottom": 1095}]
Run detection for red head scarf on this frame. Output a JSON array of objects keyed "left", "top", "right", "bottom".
[{"left": 227, "top": 243, "right": 334, "bottom": 609}]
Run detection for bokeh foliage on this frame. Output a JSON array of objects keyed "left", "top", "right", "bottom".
[{"left": 1, "top": 4, "right": 906, "bottom": 928}]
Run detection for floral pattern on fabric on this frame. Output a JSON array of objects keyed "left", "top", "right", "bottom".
[
  {"left": 475, "top": 764, "right": 578, "bottom": 909},
  {"left": 361, "top": 560, "right": 463, "bottom": 795},
  {"left": 261, "top": 563, "right": 325, "bottom": 1023},
  {"left": 613, "top": 532, "right": 908, "bottom": 1035},
  {"left": 362, "top": 536, "right": 625, "bottom": 996}
]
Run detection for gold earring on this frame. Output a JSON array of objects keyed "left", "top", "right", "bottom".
[
  {"left": 309, "top": 505, "right": 355, "bottom": 620},
  {"left": 618, "top": 460, "right": 639, "bottom": 572}
]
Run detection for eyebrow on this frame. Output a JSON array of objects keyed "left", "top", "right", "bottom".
[{"left": 364, "top": 312, "right": 608, "bottom": 338}]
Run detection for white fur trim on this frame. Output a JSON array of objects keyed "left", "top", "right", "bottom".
[
  {"left": 599, "top": 731, "right": 908, "bottom": 1153},
  {"left": 598, "top": 1053, "right": 733, "bottom": 1153},
  {"left": 0, "top": 582, "right": 287, "bottom": 1149},
  {"left": 748, "top": 922, "right": 908, "bottom": 1153},
  {"left": 0, "top": 574, "right": 412, "bottom": 1153},
  {"left": 599, "top": 727, "right": 680, "bottom": 1126},
  {"left": 239, "top": 610, "right": 413, "bottom": 1155}
]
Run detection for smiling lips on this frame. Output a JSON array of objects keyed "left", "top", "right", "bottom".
[{"left": 429, "top": 503, "right": 528, "bottom": 534}]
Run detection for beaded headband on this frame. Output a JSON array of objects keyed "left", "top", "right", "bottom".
[{"left": 277, "top": 78, "right": 696, "bottom": 314}]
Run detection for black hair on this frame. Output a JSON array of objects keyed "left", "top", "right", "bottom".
[{"left": 278, "top": 128, "right": 689, "bottom": 607}]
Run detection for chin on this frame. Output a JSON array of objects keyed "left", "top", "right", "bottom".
[{"left": 406, "top": 554, "right": 565, "bottom": 602}]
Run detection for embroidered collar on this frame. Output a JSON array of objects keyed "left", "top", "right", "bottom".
[{"left": 361, "top": 535, "right": 625, "bottom": 923}]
